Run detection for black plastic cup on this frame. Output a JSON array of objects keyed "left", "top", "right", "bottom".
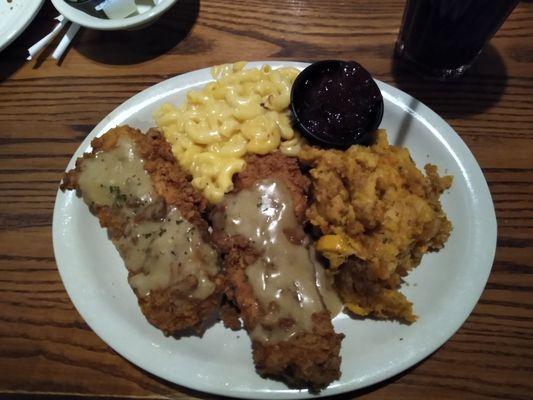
[
  {"left": 396, "top": 0, "right": 519, "bottom": 80},
  {"left": 290, "top": 60, "right": 384, "bottom": 149}
]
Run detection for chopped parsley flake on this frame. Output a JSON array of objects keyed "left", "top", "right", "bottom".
[{"left": 109, "top": 185, "right": 127, "bottom": 206}]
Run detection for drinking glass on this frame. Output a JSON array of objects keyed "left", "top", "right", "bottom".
[{"left": 395, "top": 0, "right": 519, "bottom": 79}]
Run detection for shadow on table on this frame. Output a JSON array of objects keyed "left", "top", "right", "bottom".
[
  {"left": 0, "top": 2, "right": 59, "bottom": 82},
  {"left": 391, "top": 44, "right": 508, "bottom": 119},
  {"left": 74, "top": 0, "right": 199, "bottom": 65}
]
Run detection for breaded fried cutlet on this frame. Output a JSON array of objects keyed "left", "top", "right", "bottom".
[
  {"left": 61, "top": 126, "right": 222, "bottom": 335},
  {"left": 211, "top": 153, "right": 343, "bottom": 390}
]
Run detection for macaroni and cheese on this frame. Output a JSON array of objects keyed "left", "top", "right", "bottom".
[{"left": 154, "top": 62, "right": 303, "bottom": 203}]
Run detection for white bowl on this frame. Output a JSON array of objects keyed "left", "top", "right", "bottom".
[{"left": 50, "top": 0, "right": 178, "bottom": 30}]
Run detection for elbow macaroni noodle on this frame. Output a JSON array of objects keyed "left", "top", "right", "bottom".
[{"left": 154, "top": 62, "right": 303, "bottom": 203}]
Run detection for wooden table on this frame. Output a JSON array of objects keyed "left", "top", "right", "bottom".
[{"left": 1, "top": 1, "right": 532, "bottom": 399}]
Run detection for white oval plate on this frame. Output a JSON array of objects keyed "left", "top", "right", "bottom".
[
  {"left": 0, "top": 0, "right": 44, "bottom": 52},
  {"left": 53, "top": 61, "right": 496, "bottom": 399}
]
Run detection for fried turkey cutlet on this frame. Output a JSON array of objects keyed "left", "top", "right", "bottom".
[
  {"left": 60, "top": 126, "right": 222, "bottom": 336},
  {"left": 211, "top": 153, "right": 344, "bottom": 391}
]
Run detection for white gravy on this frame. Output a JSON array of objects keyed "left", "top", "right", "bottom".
[
  {"left": 77, "top": 136, "right": 154, "bottom": 207},
  {"left": 313, "top": 248, "right": 343, "bottom": 317},
  {"left": 216, "top": 179, "right": 341, "bottom": 344},
  {"left": 76, "top": 135, "right": 218, "bottom": 298}
]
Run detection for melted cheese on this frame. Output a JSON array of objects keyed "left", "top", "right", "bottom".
[
  {"left": 216, "top": 179, "right": 340, "bottom": 344},
  {"left": 76, "top": 135, "right": 218, "bottom": 299}
]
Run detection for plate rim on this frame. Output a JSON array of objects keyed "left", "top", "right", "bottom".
[
  {"left": 52, "top": 61, "right": 497, "bottom": 399},
  {"left": 0, "top": 0, "right": 45, "bottom": 52}
]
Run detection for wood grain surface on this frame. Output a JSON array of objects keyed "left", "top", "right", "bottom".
[{"left": 1, "top": 1, "right": 532, "bottom": 399}]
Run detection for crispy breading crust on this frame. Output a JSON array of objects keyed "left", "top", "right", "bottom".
[
  {"left": 212, "top": 152, "right": 343, "bottom": 391},
  {"left": 61, "top": 126, "right": 222, "bottom": 336},
  {"left": 232, "top": 153, "right": 310, "bottom": 222}
]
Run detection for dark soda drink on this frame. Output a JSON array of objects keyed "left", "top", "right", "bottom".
[{"left": 396, "top": 0, "right": 519, "bottom": 79}]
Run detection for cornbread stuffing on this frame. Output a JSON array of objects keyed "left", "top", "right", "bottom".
[{"left": 300, "top": 129, "right": 452, "bottom": 322}]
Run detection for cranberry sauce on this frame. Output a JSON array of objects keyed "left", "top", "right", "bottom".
[{"left": 291, "top": 60, "right": 383, "bottom": 148}]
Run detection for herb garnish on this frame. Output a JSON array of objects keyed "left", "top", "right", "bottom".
[{"left": 109, "top": 185, "right": 127, "bottom": 206}]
